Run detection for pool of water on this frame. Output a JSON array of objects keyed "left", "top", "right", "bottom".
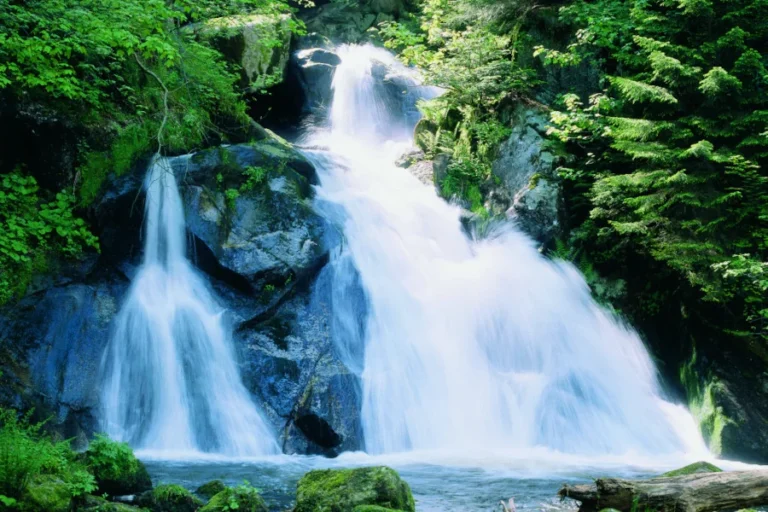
[{"left": 143, "top": 451, "right": 746, "bottom": 511}]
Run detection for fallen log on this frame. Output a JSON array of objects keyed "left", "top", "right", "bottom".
[{"left": 558, "top": 470, "right": 768, "bottom": 512}]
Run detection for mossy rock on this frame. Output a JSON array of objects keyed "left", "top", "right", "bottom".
[
  {"left": 85, "top": 436, "right": 153, "bottom": 496},
  {"left": 82, "top": 495, "right": 145, "bottom": 511},
  {"left": 662, "top": 461, "right": 722, "bottom": 477},
  {"left": 135, "top": 484, "right": 203, "bottom": 512},
  {"left": 295, "top": 466, "right": 415, "bottom": 512},
  {"left": 196, "top": 480, "right": 227, "bottom": 499},
  {"left": 21, "top": 475, "right": 71, "bottom": 512},
  {"left": 353, "top": 506, "right": 407, "bottom": 512},
  {"left": 199, "top": 486, "right": 267, "bottom": 512}
]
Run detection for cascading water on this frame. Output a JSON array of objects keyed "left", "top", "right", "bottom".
[
  {"left": 304, "top": 44, "right": 708, "bottom": 458},
  {"left": 100, "top": 158, "right": 278, "bottom": 457}
]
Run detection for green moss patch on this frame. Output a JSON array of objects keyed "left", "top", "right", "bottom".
[
  {"left": 661, "top": 461, "right": 722, "bottom": 477},
  {"left": 295, "top": 467, "right": 415, "bottom": 512}
]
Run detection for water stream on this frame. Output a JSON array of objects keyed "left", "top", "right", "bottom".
[{"left": 305, "top": 44, "right": 707, "bottom": 459}]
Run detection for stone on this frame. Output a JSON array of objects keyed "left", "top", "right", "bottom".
[
  {"left": 295, "top": 48, "right": 342, "bottom": 114},
  {"left": 85, "top": 436, "right": 153, "bottom": 497},
  {"left": 196, "top": 480, "right": 227, "bottom": 499},
  {"left": 192, "top": 14, "right": 292, "bottom": 91},
  {"left": 295, "top": 467, "right": 416, "bottom": 512},
  {"left": 200, "top": 487, "right": 267, "bottom": 512},
  {"left": 22, "top": 476, "right": 71, "bottom": 512},
  {"left": 490, "top": 106, "right": 561, "bottom": 246},
  {"left": 136, "top": 484, "right": 204, "bottom": 512},
  {"left": 82, "top": 495, "right": 143, "bottom": 512}
]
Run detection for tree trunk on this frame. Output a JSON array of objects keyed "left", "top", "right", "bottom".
[{"left": 558, "top": 470, "right": 768, "bottom": 512}]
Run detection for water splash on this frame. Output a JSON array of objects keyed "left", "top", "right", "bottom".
[
  {"left": 101, "top": 157, "right": 278, "bottom": 456},
  {"left": 304, "top": 44, "right": 708, "bottom": 458}
]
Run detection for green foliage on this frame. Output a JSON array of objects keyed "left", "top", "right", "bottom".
[
  {"left": 0, "top": 0, "right": 302, "bottom": 303},
  {"left": 380, "top": 0, "right": 537, "bottom": 207},
  {"left": 540, "top": 0, "right": 768, "bottom": 344},
  {"left": 0, "top": 408, "right": 96, "bottom": 502},
  {"left": 199, "top": 481, "right": 267, "bottom": 512},
  {"left": 0, "top": 172, "right": 98, "bottom": 305},
  {"left": 84, "top": 433, "right": 151, "bottom": 497}
]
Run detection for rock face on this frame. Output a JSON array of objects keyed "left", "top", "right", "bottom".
[
  {"left": 301, "top": 0, "right": 406, "bottom": 43},
  {"left": 0, "top": 131, "right": 363, "bottom": 455},
  {"left": 295, "top": 467, "right": 416, "bottom": 512},
  {"left": 490, "top": 106, "right": 562, "bottom": 247},
  {"left": 192, "top": 14, "right": 292, "bottom": 91},
  {"left": 295, "top": 47, "right": 342, "bottom": 115}
]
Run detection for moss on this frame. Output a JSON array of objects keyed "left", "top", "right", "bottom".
[
  {"left": 295, "top": 467, "right": 415, "bottom": 512},
  {"left": 82, "top": 495, "right": 144, "bottom": 512},
  {"left": 85, "top": 435, "right": 152, "bottom": 497},
  {"left": 662, "top": 461, "right": 722, "bottom": 477},
  {"left": 680, "top": 351, "right": 736, "bottom": 456},
  {"left": 353, "top": 507, "right": 407, "bottom": 512},
  {"left": 199, "top": 484, "right": 267, "bottom": 512},
  {"left": 196, "top": 480, "right": 227, "bottom": 499},
  {"left": 135, "top": 483, "right": 203, "bottom": 512},
  {"left": 21, "top": 475, "right": 71, "bottom": 512}
]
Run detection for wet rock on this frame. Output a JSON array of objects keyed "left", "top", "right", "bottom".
[
  {"left": 200, "top": 487, "right": 267, "bottom": 512},
  {"left": 136, "top": 484, "right": 204, "bottom": 512},
  {"left": 196, "top": 480, "right": 227, "bottom": 499},
  {"left": 395, "top": 148, "right": 435, "bottom": 186},
  {"left": 239, "top": 263, "right": 363, "bottom": 456},
  {"left": 190, "top": 14, "right": 292, "bottom": 91},
  {"left": 295, "top": 466, "right": 415, "bottom": 512},
  {"left": 85, "top": 436, "right": 153, "bottom": 497},
  {"left": 295, "top": 48, "right": 342, "bottom": 114},
  {"left": 0, "top": 279, "right": 127, "bottom": 445},
  {"left": 490, "top": 106, "right": 561, "bottom": 247}
]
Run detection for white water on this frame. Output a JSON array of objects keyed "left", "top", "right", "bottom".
[
  {"left": 304, "top": 44, "right": 709, "bottom": 459},
  {"left": 100, "top": 158, "right": 278, "bottom": 456}
]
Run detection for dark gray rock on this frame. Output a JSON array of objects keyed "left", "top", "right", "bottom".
[
  {"left": 0, "top": 278, "right": 127, "bottom": 448},
  {"left": 295, "top": 48, "right": 342, "bottom": 114},
  {"left": 239, "top": 264, "right": 363, "bottom": 456}
]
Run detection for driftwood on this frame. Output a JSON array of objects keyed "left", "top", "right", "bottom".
[{"left": 559, "top": 470, "right": 768, "bottom": 512}]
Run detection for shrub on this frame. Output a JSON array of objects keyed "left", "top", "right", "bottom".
[{"left": 0, "top": 408, "right": 96, "bottom": 503}]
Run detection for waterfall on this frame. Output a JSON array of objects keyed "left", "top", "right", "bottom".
[
  {"left": 100, "top": 157, "right": 278, "bottom": 457},
  {"left": 305, "top": 44, "right": 708, "bottom": 457}
]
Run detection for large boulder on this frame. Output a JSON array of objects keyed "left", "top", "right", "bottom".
[
  {"left": 85, "top": 435, "right": 153, "bottom": 497},
  {"left": 136, "top": 484, "right": 204, "bottom": 512},
  {"left": 191, "top": 14, "right": 293, "bottom": 91},
  {"left": 295, "top": 48, "right": 342, "bottom": 115},
  {"left": 490, "top": 106, "right": 562, "bottom": 247},
  {"left": 295, "top": 467, "right": 416, "bottom": 512}
]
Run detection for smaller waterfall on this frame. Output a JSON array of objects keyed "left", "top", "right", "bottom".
[{"left": 101, "top": 157, "right": 278, "bottom": 456}]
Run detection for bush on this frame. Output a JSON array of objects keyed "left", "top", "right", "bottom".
[
  {"left": 200, "top": 482, "right": 267, "bottom": 512},
  {"left": 0, "top": 408, "right": 96, "bottom": 505},
  {"left": 84, "top": 434, "right": 151, "bottom": 496}
]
